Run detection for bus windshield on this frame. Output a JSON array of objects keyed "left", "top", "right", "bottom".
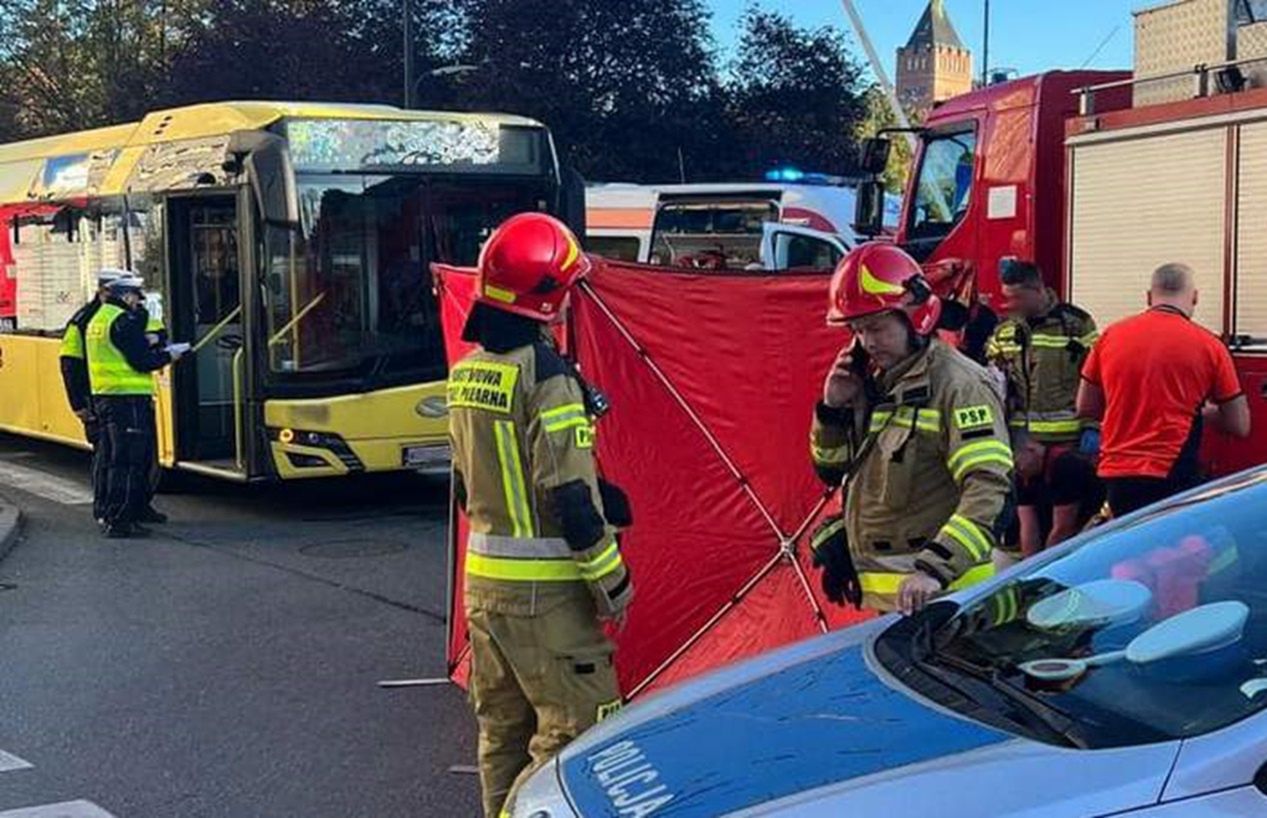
[{"left": 263, "top": 174, "right": 546, "bottom": 383}]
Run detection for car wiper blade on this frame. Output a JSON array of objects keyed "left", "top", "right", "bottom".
[{"left": 930, "top": 651, "right": 1087, "bottom": 749}]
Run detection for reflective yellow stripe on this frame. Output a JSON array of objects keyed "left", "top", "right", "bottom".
[
  {"left": 494, "top": 421, "right": 534, "bottom": 538},
  {"left": 1024, "top": 419, "right": 1082, "bottom": 435},
  {"left": 465, "top": 553, "right": 582, "bottom": 582},
  {"left": 579, "top": 541, "right": 623, "bottom": 580},
  {"left": 940, "top": 514, "right": 992, "bottom": 561},
  {"left": 859, "top": 572, "right": 904, "bottom": 594},
  {"left": 869, "top": 407, "right": 942, "bottom": 434},
  {"left": 948, "top": 440, "right": 1013, "bottom": 481},
  {"left": 949, "top": 562, "right": 996, "bottom": 590},
  {"left": 544, "top": 416, "right": 590, "bottom": 434},
  {"left": 541, "top": 403, "right": 587, "bottom": 421},
  {"left": 1079, "top": 331, "right": 1099, "bottom": 346},
  {"left": 859, "top": 563, "right": 995, "bottom": 595},
  {"left": 812, "top": 443, "right": 850, "bottom": 465}
]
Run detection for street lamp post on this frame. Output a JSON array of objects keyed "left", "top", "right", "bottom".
[
  {"left": 981, "top": 0, "right": 990, "bottom": 87},
  {"left": 403, "top": 0, "right": 414, "bottom": 108}
]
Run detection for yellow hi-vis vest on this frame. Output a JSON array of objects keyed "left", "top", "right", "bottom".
[{"left": 86, "top": 304, "right": 154, "bottom": 396}]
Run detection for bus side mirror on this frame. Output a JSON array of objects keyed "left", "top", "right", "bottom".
[
  {"left": 229, "top": 130, "right": 299, "bottom": 229},
  {"left": 860, "top": 137, "right": 892, "bottom": 176},
  {"left": 853, "top": 180, "right": 886, "bottom": 238},
  {"left": 560, "top": 166, "right": 587, "bottom": 244}
]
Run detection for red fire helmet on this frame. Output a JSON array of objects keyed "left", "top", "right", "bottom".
[
  {"left": 476, "top": 212, "right": 591, "bottom": 322},
  {"left": 827, "top": 243, "right": 941, "bottom": 336}
]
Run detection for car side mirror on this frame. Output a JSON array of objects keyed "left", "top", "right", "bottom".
[
  {"left": 853, "top": 180, "right": 886, "bottom": 238},
  {"left": 860, "top": 137, "right": 892, "bottom": 176}
]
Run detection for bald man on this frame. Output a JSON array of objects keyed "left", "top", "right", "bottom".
[{"left": 1076, "top": 263, "right": 1250, "bottom": 517}]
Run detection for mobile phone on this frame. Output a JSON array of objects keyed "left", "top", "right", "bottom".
[{"left": 847, "top": 338, "right": 872, "bottom": 377}]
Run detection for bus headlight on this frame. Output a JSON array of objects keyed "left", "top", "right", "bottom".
[{"left": 279, "top": 428, "right": 295, "bottom": 444}]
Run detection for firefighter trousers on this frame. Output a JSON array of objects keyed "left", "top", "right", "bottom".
[
  {"left": 467, "top": 599, "right": 621, "bottom": 818},
  {"left": 96, "top": 396, "right": 155, "bottom": 526}
]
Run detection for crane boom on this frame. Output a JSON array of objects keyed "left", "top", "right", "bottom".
[{"left": 839, "top": 0, "right": 918, "bottom": 153}]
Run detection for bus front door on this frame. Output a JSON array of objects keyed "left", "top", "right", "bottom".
[{"left": 167, "top": 195, "right": 245, "bottom": 479}]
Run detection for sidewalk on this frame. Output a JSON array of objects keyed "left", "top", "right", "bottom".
[{"left": 0, "top": 495, "right": 22, "bottom": 563}]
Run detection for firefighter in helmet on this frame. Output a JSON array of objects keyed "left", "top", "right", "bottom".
[
  {"left": 449, "top": 213, "right": 634, "bottom": 818},
  {"left": 809, "top": 244, "right": 1014, "bottom": 614}
]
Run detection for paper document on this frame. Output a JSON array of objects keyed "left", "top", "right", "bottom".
[{"left": 165, "top": 342, "right": 192, "bottom": 356}]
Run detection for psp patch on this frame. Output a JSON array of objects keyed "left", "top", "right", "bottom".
[
  {"left": 576, "top": 425, "right": 595, "bottom": 449},
  {"left": 596, "top": 699, "right": 623, "bottom": 722},
  {"left": 447, "top": 361, "right": 519, "bottom": 413},
  {"left": 954, "top": 405, "right": 994, "bottom": 430}
]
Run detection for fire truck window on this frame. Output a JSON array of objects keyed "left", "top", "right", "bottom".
[
  {"left": 910, "top": 131, "right": 977, "bottom": 241},
  {"left": 1237, "top": 0, "right": 1267, "bottom": 24}
]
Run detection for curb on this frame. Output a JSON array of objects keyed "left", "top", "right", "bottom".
[{"left": 0, "top": 502, "right": 22, "bottom": 564}]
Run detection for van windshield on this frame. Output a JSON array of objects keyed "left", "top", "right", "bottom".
[{"left": 649, "top": 199, "right": 777, "bottom": 269}]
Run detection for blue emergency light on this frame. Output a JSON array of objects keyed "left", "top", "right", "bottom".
[{"left": 765, "top": 167, "right": 806, "bottom": 182}]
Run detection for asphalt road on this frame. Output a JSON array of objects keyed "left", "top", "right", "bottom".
[{"left": 0, "top": 434, "right": 481, "bottom": 818}]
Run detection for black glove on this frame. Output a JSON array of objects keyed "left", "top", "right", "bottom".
[
  {"left": 810, "top": 514, "right": 862, "bottom": 610},
  {"left": 598, "top": 478, "right": 633, "bottom": 528}
]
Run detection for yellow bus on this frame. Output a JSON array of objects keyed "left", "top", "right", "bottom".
[{"left": 0, "top": 102, "right": 578, "bottom": 482}]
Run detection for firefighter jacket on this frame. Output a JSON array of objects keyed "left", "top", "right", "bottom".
[
  {"left": 985, "top": 292, "right": 1098, "bottom": 444},
  {"left": 449, "top": 339, "right": 632, "bottom": 618},
  {"left": 810, "top": 338, "right": 1013, "bottom": 612}
]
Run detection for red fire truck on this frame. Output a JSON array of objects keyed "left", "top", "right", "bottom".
[{"left": 856, "top": 0, "right": 1267, "bottom": 475}]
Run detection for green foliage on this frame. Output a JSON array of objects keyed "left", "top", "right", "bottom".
[{"left": 0, "top": 0, "right": 874, "bottom": 185}]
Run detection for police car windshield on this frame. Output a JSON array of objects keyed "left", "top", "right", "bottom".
[{"left": 917, "top": 470, "right": 1267, "bottom": 749}]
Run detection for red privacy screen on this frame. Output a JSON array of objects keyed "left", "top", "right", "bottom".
[{"left": 436, "top": 258, "right": 872, "bottom": 697}]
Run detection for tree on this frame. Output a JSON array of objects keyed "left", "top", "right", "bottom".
[
  {"left": 0, "top": 0, "right": 205, "bottom": 138},
  {"left": 165, "top": 1, "right": 386, "bottom": 105},
  {"left": 855, "top": 86, "right": 915, "bottom": 194},
  {"left": 453, "top": 0, "right": 721, "bottom": 182},
  {"left": 725, "top": 7, "right": 868, "bottom": 179}
]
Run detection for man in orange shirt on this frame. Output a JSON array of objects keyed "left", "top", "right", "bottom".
[{"left": 1076, "top": 263, "right": 1250, "bottom": 517}]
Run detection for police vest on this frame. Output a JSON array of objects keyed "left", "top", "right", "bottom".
[
  {"left": 86, "top": 304, "right": 154, "bottom": 396},
  {"left": 59, "top": 301, "right": 100, "bottom": 360}
]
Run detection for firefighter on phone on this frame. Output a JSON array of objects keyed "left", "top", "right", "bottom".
[
  {"left": 449, "top": 213, "right": 634, "bottom": 818},
  {"left": 809, "top": 244, "right": 1014, "bottom": 614}
]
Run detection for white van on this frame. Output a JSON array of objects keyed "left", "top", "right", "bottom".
[{"left": 585, "top": 181, "right": 900, "bottom": 271}]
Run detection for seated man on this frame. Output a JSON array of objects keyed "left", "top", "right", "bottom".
[{"left": 1003, "top": 431, "right": 1105, "bottom": 564}]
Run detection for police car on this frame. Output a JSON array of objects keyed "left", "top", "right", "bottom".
[{"left": 511, "top": 467, "right": 1267, "bottom": 816}]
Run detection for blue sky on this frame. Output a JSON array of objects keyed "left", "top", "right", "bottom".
[{"left": 709, "top": 1, "right": 1137, "bottom": 79}]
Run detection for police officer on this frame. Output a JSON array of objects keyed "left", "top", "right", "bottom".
[
  {"left": 86, "top": 274, "right": 183, "bottom": 538},
  {"left": 60, "top": 269, "right": 124, "bottom": 522},
  {"left": 449, "top": 213, "right": 634, "bottom": 818},
  {"left": 810, "top": 244, "right": 1013, "bottom": 615},
  {"left": 984, "top": 259, "right": 1099, "bottom": 557}
]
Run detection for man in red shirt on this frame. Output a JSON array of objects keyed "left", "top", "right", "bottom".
[{"left": 1077, "top": 263, "right": 1250, "bottom": 517}]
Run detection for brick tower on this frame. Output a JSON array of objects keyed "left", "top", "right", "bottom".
[{"left": 895, "top": 0, "right": 974, "bottom": 118}]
